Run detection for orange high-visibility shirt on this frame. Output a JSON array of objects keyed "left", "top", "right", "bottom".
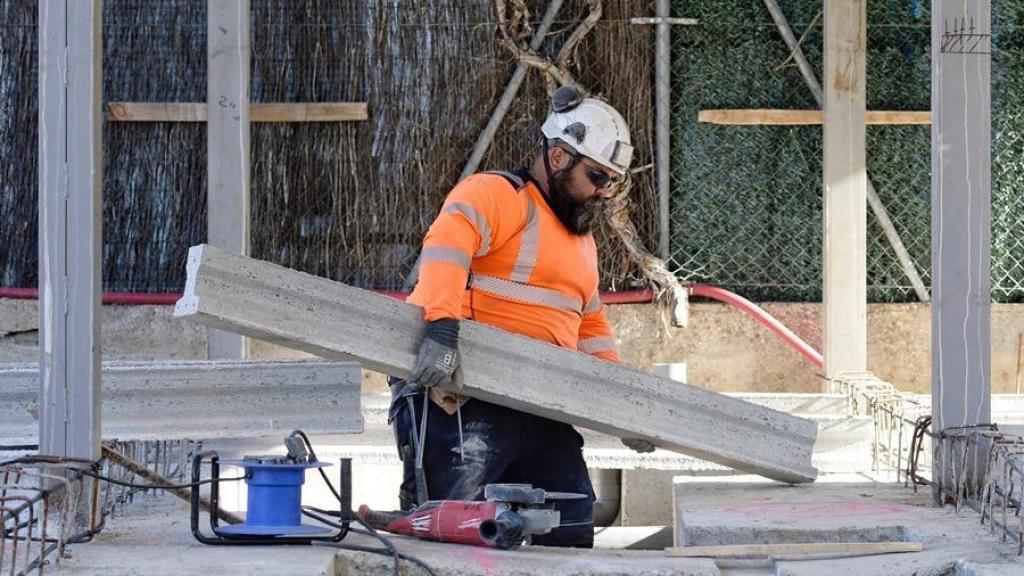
[{"left": 407, "top": 172, "right": 619, "bottom": 363}]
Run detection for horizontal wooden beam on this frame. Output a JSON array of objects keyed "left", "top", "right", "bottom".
[
  {"left": 106, "top": 102, "right": 369, "bottom": 123},
  {"left": 698, "top": 109, "right": 930, "bottom": 126}
]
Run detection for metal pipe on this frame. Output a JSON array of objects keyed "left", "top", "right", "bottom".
[
  {"left": 402, "top": 1, "right": 566, "bottom": 292},
  {"left": 655, "top": 0, "right": 671, "bottom": 260},
  {"left": 760, "top": 0, "right": 931, "bottom": 303},
  {"left": 459, "top": 0, "right": 565, "bottom": 181}
]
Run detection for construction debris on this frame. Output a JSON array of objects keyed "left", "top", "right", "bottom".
[{"left": 174, "top": 244, "right": 818, "bottom": 484}]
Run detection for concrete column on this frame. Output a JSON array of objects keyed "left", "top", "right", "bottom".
[
  {"left": 206, "top": 0, "right": 251, "bottom": 359},
  {"left": 37, "top": 0, "right": 103, "bottom": 460},
  {"left": 822, "top": 0, "right": 867, "bottom": 382},
  {"left": 931, "top": 0, "right": 992, "bottom": 501}
]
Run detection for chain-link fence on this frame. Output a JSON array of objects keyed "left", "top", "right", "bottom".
[
  {"left": 669, "top": 0, "right": 1022, "bottom": 302},
  {"left": 1, "top": 0, "right": 1022, "bottom": 302}
]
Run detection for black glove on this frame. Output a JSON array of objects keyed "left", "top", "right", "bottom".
[
  {"left": 621, "top": 438, "right": 656, "bottom": 453},
  {"left": 407, "top": 318, "right": 460, "bottom": 391}
]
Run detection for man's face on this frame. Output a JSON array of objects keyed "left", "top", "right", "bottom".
[{"left": 547, "top": 148, "right": 620, "bottom": 235}]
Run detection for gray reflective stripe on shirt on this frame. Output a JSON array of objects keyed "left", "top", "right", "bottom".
[
  {"left": 419, "top": 246, "right": 471, "bottom": 270},
  {"left": 582, "top": 292, "right": 602, "bottom": 315},
  {"left": 578, "top": 336, "right": 617, "bottom": 355},
  {"left": 485, "top": 170, "right": 525, "bottom": 189},
  {"left": 509, "top": 194, "right": 539, "bottom": 283},
  {"left": 442, "top": 202, "right": 492, "bottom": 256},
  {"left": 470, "top": 274, "right": 582, "bottom": 313}
]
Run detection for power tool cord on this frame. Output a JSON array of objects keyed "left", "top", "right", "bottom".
[
  {"left": 291, "top": 431, "right": 436, "bottom": 576},
  {"left": 303, "top": 508, "right": 438, "bottom": 576}
]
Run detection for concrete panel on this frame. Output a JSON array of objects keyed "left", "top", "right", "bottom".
[
  {"left": 206, "top": 0, "right": 251, "bottom": 360},
  {"left": 174, "top": 245, "right": 818, "bottom": 483},
  {"left": 0, "top": 360, "right": 362, "bottom": 444},
  {"left": 823, "top": 0, "right": 868, "bottom": 379}
]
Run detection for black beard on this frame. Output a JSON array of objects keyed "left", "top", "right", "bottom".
[{"left": 547, "top": 171, "right": 600, "bottom": 235}]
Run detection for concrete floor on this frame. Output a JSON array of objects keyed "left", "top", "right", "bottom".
[
  {"left": 46, "top": 474, "right": 1022, "bottom": 576},
  {"left": 50, "top": 496, "right": 716, "bottom": 576}
]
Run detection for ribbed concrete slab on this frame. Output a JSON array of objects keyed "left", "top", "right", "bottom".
[
  {"left": 0, "top": 360, "right": 362, "bottom": 443},
  {"left": 174, "top": 244, "right": 818, "bottom": 483}
]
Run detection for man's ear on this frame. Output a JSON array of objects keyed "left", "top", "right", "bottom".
[{"left": 549, "top": 146, "right": 570, "bottom": 171}]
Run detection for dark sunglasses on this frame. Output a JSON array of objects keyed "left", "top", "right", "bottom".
[{"left": 585, "top": 168, "right": 619, "bottom": 190}]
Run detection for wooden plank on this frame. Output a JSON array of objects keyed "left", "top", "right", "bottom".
[
  {"left": 823, "top": 0, "right": 867, "bottom": 378},
  {"left": 252, "top": 102, "right": 369, "bottom": 122},
  {"left": 665, "top": 542, "right": 924, "bottom": 558},
  {"left": 698, "top": 109, "right": 930, "bottom": 125},
  {"left": 105, "top": 102, "right": 369, "bottom": 123}
]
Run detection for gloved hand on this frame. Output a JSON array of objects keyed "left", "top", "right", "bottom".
[
  {"left": 621, "top": 438, "right": 656, "bottom": 453},
  {"left": 407, "top": 318, "right": 460, "bottom": 391}
]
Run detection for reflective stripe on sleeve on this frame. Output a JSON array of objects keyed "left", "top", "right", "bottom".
[
  {"left": 582, "top": 292, "right": 602, "bottom": 314},
  {"left": 419, "top": 246, "right": 472, "bottom": 270},
  {"left": 442, "top": 202, "right": 493, "bottom": 257},
  {"left": 578, "top": 336, "right": 617, "bottom": 355}
]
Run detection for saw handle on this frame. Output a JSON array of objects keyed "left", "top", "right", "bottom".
[{"left": 358, "top": 505, "right": 407, "bottom": 530}]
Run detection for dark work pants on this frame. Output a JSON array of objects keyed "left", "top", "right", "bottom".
[{"left": 388, "top": 378, "right": 596, "bottom": 548}]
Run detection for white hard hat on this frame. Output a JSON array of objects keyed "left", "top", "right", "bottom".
[{"left": 541, "top": 87, "right": 633, "bottom": 175}]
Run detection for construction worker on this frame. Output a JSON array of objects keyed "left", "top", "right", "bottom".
[{"left": 389, "top": 86, "right": 652, "bottom": 548}]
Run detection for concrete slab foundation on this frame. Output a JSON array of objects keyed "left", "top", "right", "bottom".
[
  {"left": 673, "top": 476, "right": 1022, "bottom": 575},
  {"left": 50, "top": 496, "right": 717, "bottom": 576},
  {"left": 174, "top": 244, "right": 818, "bottom": 483}
]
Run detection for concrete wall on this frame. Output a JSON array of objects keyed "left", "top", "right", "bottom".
[{"left": 3, "top": 298, "right": 1023, "bottom": 394}]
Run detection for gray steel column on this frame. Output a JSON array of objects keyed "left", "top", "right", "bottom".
[
  {"left": 655, "top": 0, "right": 671, "bottom": 260},
  {"left": 931, "top": 0, "right": 992, "bottom": 501},
  {"left": 38, "top": 0, "right": 103, "bottom": 461},
  {"left": 207, "top": 0, "right": 251, "bottom": 359}
]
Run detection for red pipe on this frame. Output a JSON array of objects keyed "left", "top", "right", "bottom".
[
  {"left": 0, "top": 287, "right": 182, "bottom": 305},
  {"left": 0, "top": 284, "right": 823, "bottom": 369},
  {"left": 0, "top": 287, "right": 658, "bottom": 305},
  {"left": 599, "top": 289, "right": 655, "bottom": 305},
  {"left": 689, "top": 284, "right": 824, "bottom": 370}
]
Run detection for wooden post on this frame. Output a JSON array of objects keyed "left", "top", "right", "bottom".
[{"left": 822, "top": 0, "right": 868, "bottom": 381}]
